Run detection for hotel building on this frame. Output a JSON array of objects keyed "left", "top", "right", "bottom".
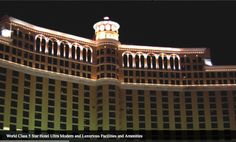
[{"left": 0, "top": 16, "right": 236, "bottom": 131}]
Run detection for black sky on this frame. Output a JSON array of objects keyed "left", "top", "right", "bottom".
[{"left": 0, "top": 1, "right": 236, "bottom": 65}]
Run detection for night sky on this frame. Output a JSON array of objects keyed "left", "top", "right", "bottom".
[{"left": 0, "top": 1, "right": 236, "bottom": 65}]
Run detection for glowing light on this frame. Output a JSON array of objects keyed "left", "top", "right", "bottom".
[
  {"left": 204, "top": 59, "right": 213, "bottom": 66},
  {"left": 95, "top": 26, "right": 99, "bottom": 32},
  {"left": 104, "top": 16, "right": 109, "bottom": 20},
  {"left": 93, "top": 18, "right": 120, "bottom": 40},
  {"left": 106, "top": 24, "right": 110, "bottom": 30},
  {"left": 3, "top": 127, "right": 9, "bottom": 130},
  {"left": 93, "top": 20, "right": 120, "bottom": 32},
  {"left": 96, "top": 32, "right": 105, "bottom": 39},
  {"left": 1, "top": 29, "right": 11, "bottom": 37},
  {"left": 111, "top": 25, "right": 116, "bottom": 31},
  {"left": 100, "top": 25, "right": 104, "bottom": 31}
]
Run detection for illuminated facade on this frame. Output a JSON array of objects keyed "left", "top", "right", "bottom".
[{"left": 0, "top": 16, "right": 236, "bottom": 131}]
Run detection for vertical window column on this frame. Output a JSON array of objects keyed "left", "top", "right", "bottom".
[
  {"left": 162, "top": 91, "right": 169, "bottom": 129},
  {"left": 48, "top": 79, "right": 55, "bottom": 130},
  {"left": 233, "top": 91, "right": 236, "bottom": 124},
  {"left": 97, "top": 86, "right": 103, "bottom": 131},
  {"left": 60, "top": 81, "right": 67, "bottom": 130},
  {"left": 209, "top": 91, "right": 218, "bottom": 129},
  {"left": 72, "top": 83, "right": 79, "bottom": 130},
  {"left": 126, "top": 90, "right": 133, "bottom": 130},
  {"left": 0, "top": 67, "right": 7, "bottom": 130},
  {"left": 221, "top": 91, "right": 230, "bottom": 129},
  {"left": 196, "top": 92, "right": 205, "bottom": 129},
  {"left": 22, "top": 74, "right": 31, "bottom": 130},
  {"left": 173, "top": 92, "right": 181, "bottom": 129},
  {"left": 10, "top": 70, "right": 19, "bottom": 130},
  {"left": 35, "top": 77, "right": 43, "bottom": 130},
  {"left": 150, "top": 91, "right": 158, "bottom": 129},
  {"left": 108, "top": 85, "right": 116, "bottom": 130},
  {"left": 184, "top": 92, "right": 193, "bottom": 129},
  {"left": 138, "top": 90, "right": 145, "bottom": 130},
  {"left": 84, "top": 85, "right": 90, "bottom": 130}
]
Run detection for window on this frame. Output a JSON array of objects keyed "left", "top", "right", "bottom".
[
  {"left": 127, "top": 123, "right": 133, "bottom": 128},
  {"left": 163, "top": 117, "right": 169, "bottom": 122},
  {"left": 175, "top": 124, "right": 181, "bottom": 129},
  {"left": 187, "top": 124, "right": 193, "bottom": 129},
  {"left": 186, "top": 111, "right": 192, "bottom": 115},
  {"left": 109, "top": 85, "right": 116, "bottom": 90},
  {"left": 211, "top": 123, "right": 218, "bottom": 128},
  {"left": 163, "top": 123, "right": 169, "bottom": 128},
  {"left": 139, "top": 123, "right": 145, "bottom": 128},
  {"left": 126, "top": 90, "right": 132, "bottom": 94},
  {"left": 84, "top": 85, "right": 90, "bottom": 91},
  {"left": 139, "top": 116, "right": 145, "bottom": 121},
  {"left": 224, "top": 123, "right": 230, "bottom": 128}
]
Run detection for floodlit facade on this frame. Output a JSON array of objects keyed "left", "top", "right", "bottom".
[{"left": 0, "top": 16, "right": 236, "bottom": 131}]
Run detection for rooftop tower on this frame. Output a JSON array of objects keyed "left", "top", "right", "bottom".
[{"left": 93, "top": 17, "right": 120, "bottom": 41}]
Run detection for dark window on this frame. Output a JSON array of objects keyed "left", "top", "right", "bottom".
[
  {"left": 187, "top": 124, "right": 193, "bottom": 129},
  {"left": 126, "top": 90, "right": 132, "bottom": 94},
  {"left": 139, "top": 123, "right": 145, "bottom": 128},
  {"left": 11, "top": 109, "right": 17, "bottom": 115},
  {"left": 109, "top": 85, "right": 115, "bottom": 90},
  {"left": 35, "top": 105, "right": 42, "bottom": 111},
  {"left": 10, "top": 117, "right": 17, "bottom": 123},
  {"left": 163, "top": 123, "right": 169, "bottom": 128},
  {"left": 35, "top": 120, "right": 41, "bottom": 126},
  {"left": 186, "top": 111, "right": 192, "bottom": 115},
  {"left": 84, "top": 85, "right": 90, "bottom": 91}
]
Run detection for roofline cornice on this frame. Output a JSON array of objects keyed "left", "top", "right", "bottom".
[
  {"left": 7, "top": 17, "right": 96, "bottom": 46},
  {"left": 119, "top": 44, "right": 207, "bottom": 54},
  {"left": 205, "top": 66, "right": 236, "bottom": 72}
]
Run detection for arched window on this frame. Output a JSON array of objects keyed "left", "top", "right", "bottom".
[
  {"left": 77, "top": 47, "right": 80, "bottom": 61},
  {"left": 36, "top": 38, "right": 40, "bottom": 52},
  {"left": 158, "top": 56, "right": 162, "bottom": 69},
  {"left": 141, "top": 55, "right": 145, "bottom": 68},
  {"left": 186, "top": 57, "right": 190, "bottom": 63},
  {"left": 83, "top": 48, "right": 86, "bottom": 62},
  {"left": 41, "top": 38, "right": 46, "bottom": 53},
  {"left": 170, "top": 57, "right": 174, "bottom": 70},
  {"left": 65, "top": 44, "right": 69, "bottom": 59},
  {"left": 147, "top": 55, "right": 151, "bottom": 69},
  {"left": 164, "top": 56, "right": 168, "bottom": 70},
  {"left": 107, "top": 48, "right": 111, "bottom": 54},
  {"left": 60, "top": 43, "right": 64, "bottom": 57},
  {"left": 111, "top": 49, "right": 115, "bottom": 55},
  {"left": 88, "top": 49, "right": 92, "bottom": 63},
  {"left": 53, "top": 41, "right": 58, "bottom": 56},
  {"left": 72, "top": 46, "right": 75, "bottom": 60},
  {"left": 123, "top": 54, "right": 128, "bottom": 67},
  {"left": 48, "top": 40, "right": 52, "bottom": 55},
  {"left": 152, "top": 56, "right": 156, "bottom": 69},
  {"left": 175, "top": 57, "right": 179, "bottom": 70},
  {"left": 135, "top": 55, "right": 139, "bottom": 68},
  {"left": 129, "top": 55, "right": 133, "bottom": 68}
]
